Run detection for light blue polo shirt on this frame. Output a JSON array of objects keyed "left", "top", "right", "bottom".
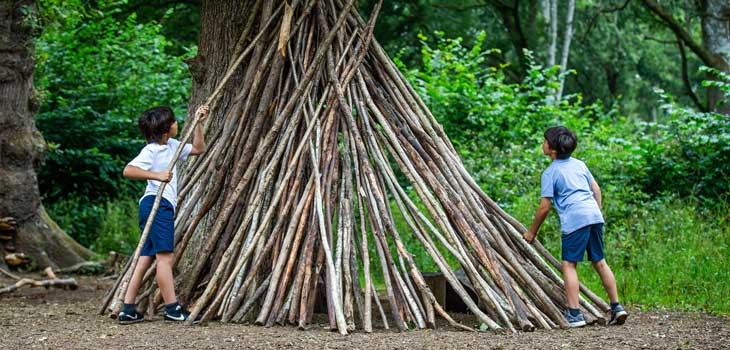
[{"left": 540, "top": 157, "right": 604, "bottom": 235}]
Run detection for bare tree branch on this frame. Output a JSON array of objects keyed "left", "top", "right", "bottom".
[
  {"left": 678, "top": 40, "right": 709, "bottom": 112},
  {"left": 640, "top": 0, "right": 725, "bottom": 70}
]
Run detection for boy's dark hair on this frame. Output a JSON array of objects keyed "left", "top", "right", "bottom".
[
  {"left": 544, "top": 126, "right": 577, "bottom": 159},
  {"left": 139, "top": 106, "right": 175, "bottom": 143}
]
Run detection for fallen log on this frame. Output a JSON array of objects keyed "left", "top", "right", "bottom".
[{"left": 0, "top": 267, "right": 78, "bottom": 295}]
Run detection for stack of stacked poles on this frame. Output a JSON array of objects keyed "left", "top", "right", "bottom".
[{"left": 101, "top": 0, "right": 609, "bottom": 334}]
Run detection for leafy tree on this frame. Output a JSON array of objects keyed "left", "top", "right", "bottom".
[
  {"left": 639, "top": 0, "right": 730, "bottom": 113},
  {"left": 114, "top": 0, "right": 201, "bottom": 56}
]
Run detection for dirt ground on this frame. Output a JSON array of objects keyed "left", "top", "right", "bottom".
[{"left": 1, "top": 275, "right": 728, "bottom": 350}]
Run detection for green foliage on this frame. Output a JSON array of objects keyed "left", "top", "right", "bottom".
[
  {"left": 113, "top": 0, "right": 201, "bottom": 56},
  {"left": 46, "top": 197, "right": 105, "bottom": 249},
  {"left": 633, "top": 87, "right": 730, "bottom": 203},
  {"left": 35, "top": 0, "right": 193, "bottom": 204},
  {"left": 34, "top": 0, "right": 194, "bottom": 252},
  {"left": 701, "top": 66, "right": 730, "bottom": 98},
  {"left": 46, "top": 197, "right": 139, "bottom": 255},
  {"left": 93, "top": 198, "right": 140, "bottom": 255}
]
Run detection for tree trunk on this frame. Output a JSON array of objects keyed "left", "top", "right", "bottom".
[
  {"left": 556, "top": 0, "right": 575, "bottom": 100},
  {"left": 701, "top": 0, "right": 730, "bottom": 114},
  {"left": 0, "top": 0, "right": 92, "bottom": 269},
  {"left": 547, "top": 0, "right": 557, "bottom": 67},
  {"left": 488, "top": 0, "right": 530, "bottom": 75}
]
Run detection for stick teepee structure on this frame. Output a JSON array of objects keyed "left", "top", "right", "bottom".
[{"left": 101, "top": 0, "right": 610, "bottom": 334}]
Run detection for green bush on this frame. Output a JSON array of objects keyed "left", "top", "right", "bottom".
[
  {"left": 45, "top": 197, "right": 139, "bottom": 256},
  {"left": 45, "top": 197, "right": 106, "bottom": 249},
  {"left": 637, "top": 89, "right": 730, "bottom": 203},
  {"left": 400, "top": 32, "right": 593, "bottom": 150},
  {"left": 93, "top": 198, "right": 140, "bottom": 256}
]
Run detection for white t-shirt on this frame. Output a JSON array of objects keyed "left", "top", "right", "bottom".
[{"left": 127, "top": 138, "right": 192, "bottom": 209}]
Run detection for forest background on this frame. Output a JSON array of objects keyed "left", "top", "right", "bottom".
[{"left": 31, "top": 0, "right": 728, "bottom": 315}]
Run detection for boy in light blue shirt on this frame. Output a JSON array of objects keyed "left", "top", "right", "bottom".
[{"left": 523, "top": 126, "right": 628, "bottom": 327}]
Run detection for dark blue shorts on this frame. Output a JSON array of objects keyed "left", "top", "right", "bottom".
[
  {"left": 561, "top": 223, "right": 605, "bottom": 263},
  {"left": 138, "top": 195, "right": 175, "bottom": 257}
]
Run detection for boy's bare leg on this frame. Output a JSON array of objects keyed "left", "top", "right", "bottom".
[
  {"left": 592, "top": 259, "right": 619, "bottom": 303},
  {"left": 124, "top": 255, "right": 153, "bottom": 304},
  {"left": 562, "top": 261, "right": 580, "bottom": 308},
  {"left": 156, "top": 252, "right": 177, "bottom": 304}
]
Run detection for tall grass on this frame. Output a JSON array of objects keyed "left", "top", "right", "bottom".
[{"left": 603, "top": 198, "right": 729, "bottom": 314}]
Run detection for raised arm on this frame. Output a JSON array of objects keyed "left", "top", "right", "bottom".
[{"left": 190, "top": 105, "right": 209, "bottom": 155}]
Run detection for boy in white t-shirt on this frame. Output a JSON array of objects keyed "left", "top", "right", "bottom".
[{"left": 117, "top": 105, "right": 208, "bottom": 324}]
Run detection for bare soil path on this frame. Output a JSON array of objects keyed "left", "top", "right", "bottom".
[{"left": 1, "top": 275, "right": 727, "bottom": 349}]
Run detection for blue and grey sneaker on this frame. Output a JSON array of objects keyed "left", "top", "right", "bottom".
[
  {"left": 164, "top": 304, "right": 201, "bottom": 324},
  {"left": 118, "top": 309, "right": 144, "bottom": 325},
  {"left": 565, "top": 310, "right": 587, "bottom": 328},
  {"left": 608, "top": 303, "right": 628, "bottom": 325}
]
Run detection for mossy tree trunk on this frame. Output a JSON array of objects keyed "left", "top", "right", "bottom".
[{"left": 0, "top": 0, "right": 93, "bottom": 269}]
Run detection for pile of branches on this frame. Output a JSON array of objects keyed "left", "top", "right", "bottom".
[{"left": 102, "top": 0, "right": 608, "bottom": 334}]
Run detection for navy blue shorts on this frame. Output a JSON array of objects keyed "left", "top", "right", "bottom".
[
  {"left": 138, "top": 195, "right": 175, "bottom": 257},
  {"left": 561, "top": 223, "right": 605, "bottom": 263}
]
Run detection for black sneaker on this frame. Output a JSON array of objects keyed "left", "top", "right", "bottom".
[
  {"left": 608, "top": 303, "right": 628, "bottom": 325},
  {"left": 118, "top": 309, "right": 144, "bottom": 325},
  {"left": 164, "top": 304, "right": 201, "bottom": 324}
]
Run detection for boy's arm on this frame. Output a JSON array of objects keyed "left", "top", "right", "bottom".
[
  {"left": 123, "top": 165, "right": 172, "bottom": 182},
  {"left": 524, "top": 197, "right": 551, "bottom": 244},
  {"left": 590, "top": 178, "right": 602, "bottom": 209},
  {"left": 190, "top": 105, "right": 209, "bottom": 155}
]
